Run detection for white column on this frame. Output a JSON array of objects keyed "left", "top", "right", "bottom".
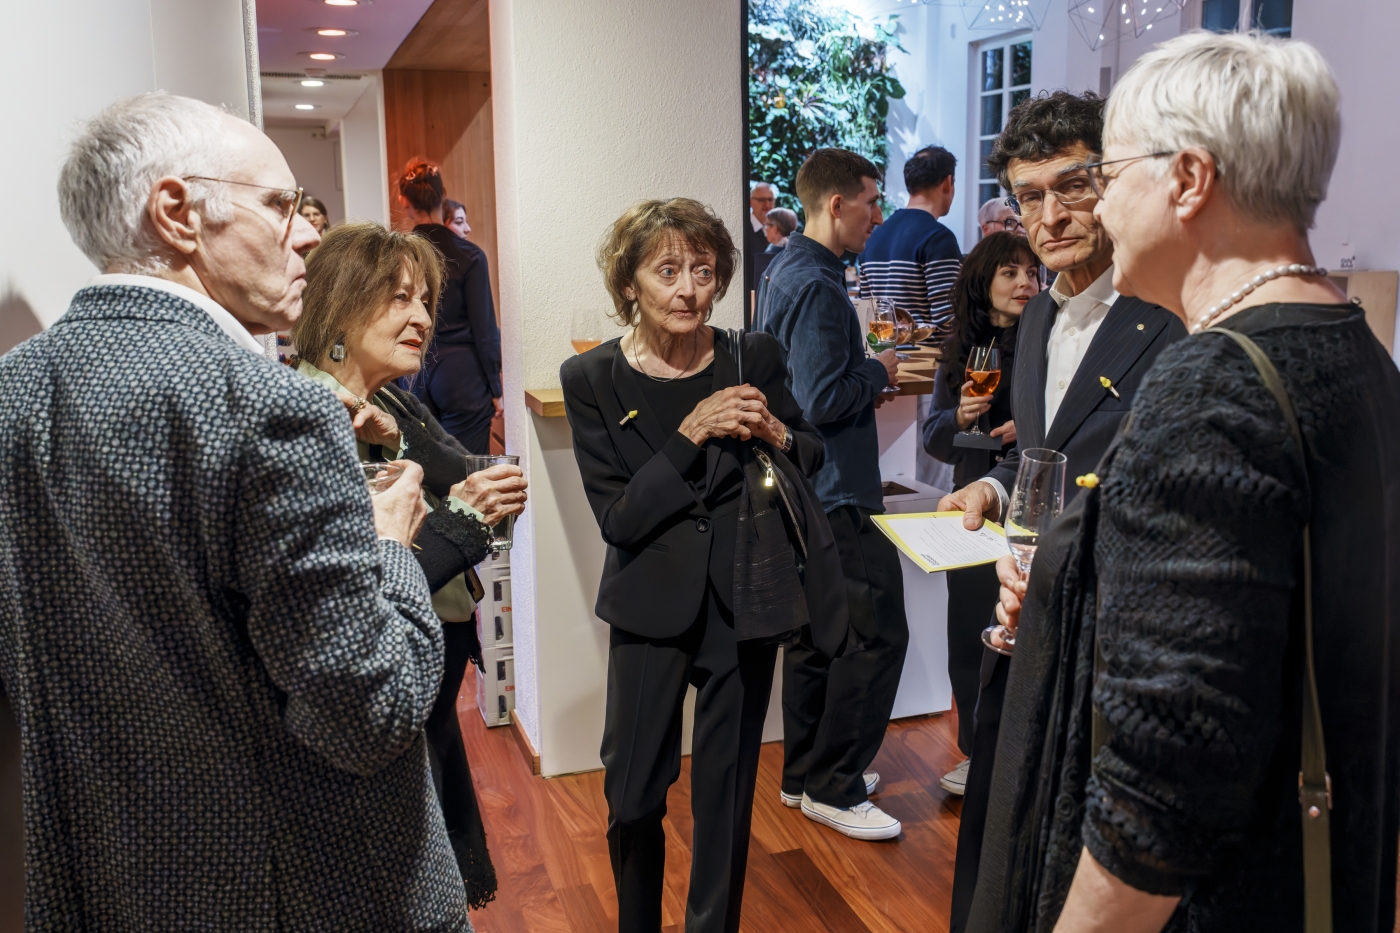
[
  {"left": 337, "top": 73, "right": 389, "bottom": 226},
  {"left": 490, "top": 0, "right": 743, "bottom": 775}
]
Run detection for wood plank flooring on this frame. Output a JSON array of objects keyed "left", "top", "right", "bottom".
[{"left": 457, "top": 670, "right": 965, "bottom": 933}]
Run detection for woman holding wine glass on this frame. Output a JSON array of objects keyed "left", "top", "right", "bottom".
[
  {"left": 971, "top": 32, "right": 1400, "bottom": 933},
  {"left": 920, "top": 231, "right": 1040, "bottom": 787}
]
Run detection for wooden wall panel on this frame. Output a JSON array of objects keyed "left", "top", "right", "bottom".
[{"left": 383, "top": 69, "right": 500, "bottom": 320}]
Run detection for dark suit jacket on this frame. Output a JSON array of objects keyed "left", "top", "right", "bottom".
[
  {"left": 561, "top": 330, "right": 843, "bottom": 651},
  {"left": 983, "top": 290, "right": 1186, "bottom": 502}
]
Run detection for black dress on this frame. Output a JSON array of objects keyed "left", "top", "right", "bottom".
[
  {"left": 922, "top": 327, "right": 1017, "bottom": 757},
  {"left": 370, "top": 384, "right": 498, "bottom": 910},
  {"left": 968, "top": 304, "right": 1400, "bottom": 933}
]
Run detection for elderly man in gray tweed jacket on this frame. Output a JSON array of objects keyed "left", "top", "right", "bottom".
[{"left": 0, "top": 93, "right": 472, "bottom": 931}]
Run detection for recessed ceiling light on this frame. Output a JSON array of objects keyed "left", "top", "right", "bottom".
[
  {"left": 316, "top": 28, "right": 353, "bottom": 36},
  {"left": 301, "top": 80, "right": 325, "bottom": 87},
  {"left": 324, "top": 0, "right": 360, "bottom": 6},
  {"left": 308, "top": 52, "right": 338, "bottom": 61},
  {"left": 295, "top": 104, "right": 316, "bottom": 110}
]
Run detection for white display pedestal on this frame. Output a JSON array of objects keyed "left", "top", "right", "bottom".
[{"left": 877, "top": 394, "right": 953, "bottom": 720}]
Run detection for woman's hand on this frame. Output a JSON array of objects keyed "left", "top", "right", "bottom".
[
  {"left": 450, "top": 463, "right": 528, "bottom": 527},
  {"left": 993, "top": 553, "right": 1027, "bottom": 638},
  {"left": 678, "top": 385, "right": 770, "bottom": 446},
  {"left": 337, "top": 391, "right": 402, "bottom": 451},
  {"left": 956, "top": 381, "right": 993, "bottom": 430},
  {"left": 991, "top": 419, "right": 1017, "bottom": 446}
]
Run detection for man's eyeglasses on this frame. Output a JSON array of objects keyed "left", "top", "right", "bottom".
[
  {"left": 1000, "top": 217, "right": 1025, "bottom": 233},
  {"left": 1004, "top": 174, "right": 1096, "bottom": 218},
  {"left": 182, "top": 176, "right": 304, "bottom": 236},
  {"left": 1082, "top": 152, "right": 1176, "bottom": 198}
]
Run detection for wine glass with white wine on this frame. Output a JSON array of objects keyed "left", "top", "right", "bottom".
[
  {"left": 571, "top": 306, "right": 608, "bottom": 355},
  {"left": 983, "top": 447, "right": 1066, "bottom": 656}
]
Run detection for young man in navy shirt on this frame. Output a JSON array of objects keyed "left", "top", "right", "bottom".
[{"left": 757, "top": 148, "right": 906, "bottom": 841}]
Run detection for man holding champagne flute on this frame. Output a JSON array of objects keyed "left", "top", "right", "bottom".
[{"left": 934, "top": 90, "right": 1185, "bottom": 932}]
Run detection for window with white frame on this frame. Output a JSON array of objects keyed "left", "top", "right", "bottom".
[
  {"left": 972, "top": 34, "right": 1033, "bottom": 213},
  {"left": 1197, "top": 0, "right": 1292, "bottom": 37}
]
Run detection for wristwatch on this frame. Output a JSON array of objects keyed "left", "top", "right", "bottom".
[{"left": 779, "top": 426, "right": 793, "bottom": 453}]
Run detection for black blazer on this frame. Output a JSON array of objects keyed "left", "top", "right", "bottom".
[
  {"left": 983, "top": 290, "right": 1186, "bottom": 504},
  {"left": 561, "top": 330, "right": 832, "bottom": 644}
]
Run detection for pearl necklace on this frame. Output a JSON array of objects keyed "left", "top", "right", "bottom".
[{"left": 1192, "top": 263, "right": 1328, "bottom": 333}]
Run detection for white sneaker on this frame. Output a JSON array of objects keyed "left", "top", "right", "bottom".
[
  {"left": 939, "top": 758, "right": 971, "bottom": 795},
  {"left": 781, "top": 772, "right": 879, "bottom": 808},
  {"left": 800, "top": 795, "right": 902, "bottom": 841}
]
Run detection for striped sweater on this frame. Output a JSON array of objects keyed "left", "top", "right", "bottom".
[{"left": 857, "top": 209, "right": 963, "bottom": 340}]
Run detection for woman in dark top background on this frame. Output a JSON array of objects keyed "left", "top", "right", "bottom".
[
  {"left": 399, "top": 158, "right": 503, "bottom": 454},
  {"left": 561, "top": 198, "right": 846, "bottom": 933},
  {"left": 922, "top": 231, "right": 1040, "bottom": 788},
  {"left": 293, "top": 221, "right": 528, "bottom": 911}
]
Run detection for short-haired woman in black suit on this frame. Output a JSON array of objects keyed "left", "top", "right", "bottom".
[{"left": 561, "top": 198, "right": 845, "bottom": 933}]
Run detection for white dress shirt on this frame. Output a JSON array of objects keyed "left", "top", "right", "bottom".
[
  {"left": 1043, "top": 264, "right": 1118, "bottom": 429},
  {"left": 978, "top": 264, "right": 1118, "bottom": 517},
  {"left": 750, "top": 211, "right": 764, "bottom": 233},
  {"left": 88, "top": 273, "right": 265, "bottom": 355}
]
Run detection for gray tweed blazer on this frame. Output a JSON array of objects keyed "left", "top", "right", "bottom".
[{"left": 0, "top": 285, "right": 469, "bottom": 931}]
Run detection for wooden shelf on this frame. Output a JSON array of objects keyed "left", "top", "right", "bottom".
[
  {"left": 895, "top": 371, "right": 935, "bottom": 396},
  {"left": 525, "top": 388, "right": 566, "bottom": 418}
]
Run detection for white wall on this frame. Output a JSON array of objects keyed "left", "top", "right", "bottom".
[
  {"left": 338, "top": 74, "right": 390, "bottom": 226},
  {"left": 266, "top": 126, "right": 345, "bottom": 229},
  {"left": 1295, "top": 0, "right": 1400, "bottom": 358},
  {"left": 0, "top": 0, "right": 253, "bottom": 333},
  {"left": 490, "top": 0, "right": 744, "bottom": 775}
]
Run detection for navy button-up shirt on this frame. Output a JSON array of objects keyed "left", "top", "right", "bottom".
[{"left": 757, "top": 233, "right": 890, "bottom": 514}]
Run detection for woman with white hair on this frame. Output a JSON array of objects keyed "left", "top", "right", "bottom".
[{"left": 968, "top": 32, "right": 1400, "bottom": 933}]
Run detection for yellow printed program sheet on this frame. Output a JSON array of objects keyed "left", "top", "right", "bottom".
[{"left": 871, "top": 512, "right": 1006, "bottom": 574}]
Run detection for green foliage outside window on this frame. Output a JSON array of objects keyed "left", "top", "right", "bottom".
[{"left": 749, "top": 0, "right": 906, "bottom": 219}]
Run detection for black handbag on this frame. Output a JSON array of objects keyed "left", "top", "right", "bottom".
[{"left": 728, "top": 329, "right": 811, "bottom": 643}]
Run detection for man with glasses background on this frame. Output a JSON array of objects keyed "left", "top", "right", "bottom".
[
  {"left": 934, "top": 90, "right": 1185, "bottom": 933},
  {"left": 0, "top": 93, "right": 474, "bottom": 930}
]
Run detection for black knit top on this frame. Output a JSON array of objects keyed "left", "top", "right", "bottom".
[{"left": 971, "top": 303, "right": 1400, "bottom": 933}]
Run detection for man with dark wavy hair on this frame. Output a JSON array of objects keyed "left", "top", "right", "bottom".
[{"left": 937, "top": 91, "right": 1185, "bottom": 932}]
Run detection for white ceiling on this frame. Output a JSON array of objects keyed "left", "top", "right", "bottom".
[{"left": 256, "top": 0, "right": 435, "bottom": 126}]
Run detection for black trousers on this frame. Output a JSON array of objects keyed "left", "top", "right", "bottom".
[
  {"left": 424, "top": 622, "right": 496, "bottom": 906},
  {"left": 602, "top": 584, "right": 778, "bottom": 933},
  {"left": 949, "top": 649, "right": 1009, "bottom": 933},
  {"left": 781, "top": 505, "right": 909, "bottom": 808},
  {"left": 415, "top": 343, "right": 496, "bottom": 454},
  {"left": 945, "top": 563, "right": 1000, "bottom": 756}
]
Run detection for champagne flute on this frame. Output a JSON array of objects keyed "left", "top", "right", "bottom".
[
  {"left": 962, "top": 346, "right": 1001, "bottom": 436},
  {"left": 982, "top": 447, "right": 1066, "bottom": 656}
]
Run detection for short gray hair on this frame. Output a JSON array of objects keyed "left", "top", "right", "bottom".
[
  {"left": 1104, "top": 31, "right": 1340, "bottom": 233},
  {"left": 977, "top": 196, "right": 1009, "bottom": 226},
  {"left": 750, "top": 180, "right": 778, "bottom": 196},
  {"left": 765, "top": 207, "right": 798, "bottom": 237},
  {"left": 58, "top": 92, "right": 239, "bottom": 274}
]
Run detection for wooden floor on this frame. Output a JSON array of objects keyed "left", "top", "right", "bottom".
[{"left": 457, "top": 671, "right": 965, "bottom": 933}]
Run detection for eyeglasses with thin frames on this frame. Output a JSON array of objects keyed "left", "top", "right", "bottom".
[
  {"left": 182, "top": 176, "right": 304, "bottom": 237},
  {"left": 1083, "top": 152, "right": 1176, "bottom": 198},
  {"left": 1004, "top": 173, "right": 1097, "bottom": 219}
]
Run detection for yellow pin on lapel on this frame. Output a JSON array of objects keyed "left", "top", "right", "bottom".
[
  {"left": 1076, "top": 472, "right": 1100, "bottom": 488},
  {"left": 1099, "top": 376, "right": 1121, "bottom": 399},
  {"left": 619, "top": 409, "right": 639, "bottom": 427}
]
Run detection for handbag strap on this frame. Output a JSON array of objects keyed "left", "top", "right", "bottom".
[{"left": 1212, "top": 327, "right": 1332, "bottom": 933}]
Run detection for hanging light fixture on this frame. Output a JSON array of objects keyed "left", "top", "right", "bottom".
[
  {"left": 961, "top": 0, "right": 1053, "bottom": 31},
  {"left": 1068, "top": 0, "right": 1186, "bottom": 50}
]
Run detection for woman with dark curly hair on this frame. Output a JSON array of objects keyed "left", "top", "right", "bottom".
[
  {"left": 561, "top": 197, "right": 847, "bottom": 933},
  {"left": 293, "top": 221, "right": 528, "bottom": 912}
]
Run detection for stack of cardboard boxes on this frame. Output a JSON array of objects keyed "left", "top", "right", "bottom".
[{"left": 474, "top": 549, "right": 515, "bottom": 727}]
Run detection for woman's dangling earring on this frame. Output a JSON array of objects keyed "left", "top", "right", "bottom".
[{"left": 330, "top": 342, "right": 346, "bottom": 362}]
